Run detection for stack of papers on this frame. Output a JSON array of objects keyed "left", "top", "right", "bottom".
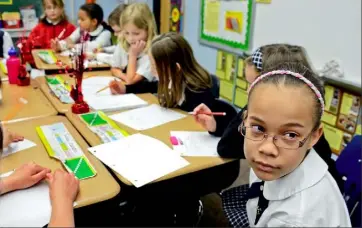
[
  {"left": 110, "top": 104, "right": 186, "bottom": 130},
  {"left": 88, "top": 133, "right": 189, "bottom": 187},
  {"left": 170, "top": 131, "right": 221, "bottom": 157}
]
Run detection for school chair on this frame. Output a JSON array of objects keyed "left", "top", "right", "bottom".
[
  {"left": 335, "top": 135, "right": 361, "bottom": 227},
  {"left": 211, "top": 74, "right": 220, "bottom": 98}
]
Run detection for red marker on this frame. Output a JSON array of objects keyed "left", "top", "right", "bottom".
[{"left": 188, "top": 112, "right": 226, "bottom": 116}]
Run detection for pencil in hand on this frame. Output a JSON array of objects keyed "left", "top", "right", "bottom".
[{"left": 188, "top": 112, "right": 226, "bottom": 116}]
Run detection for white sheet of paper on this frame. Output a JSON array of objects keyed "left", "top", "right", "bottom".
[
  {"left": 88, "top": 133, "right": 189, "bottom": 188},
  {"left": 2, "top": 139, "right": 36, "bottom": 158},
  {"left": 82, "top": 76, "right": 116, "bottom": 97},
  {"left": 85, "top": 93, "right": 148, "bottom": 112},
  {"left": 30, "top": 69, "right": 45, "bottom": 79},
  {"left": 110, "top": 104, "right": 186, "bottom": 130},
  {"left": 0, "top": 171, "right": 51, "bottom": 227},
  {"left": 170, "top": 131, "right": 220, "bottom": 157}
]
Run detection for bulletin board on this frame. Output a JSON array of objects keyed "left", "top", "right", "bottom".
[
  {"left": 199, "top": 0, "right": 253, "bottom": 54},
  {"left": 321, "top": 82, "right": 361, "bottom": 155},
  {"left": 0, "top": 0, "right": 43, "bottom": 17}
]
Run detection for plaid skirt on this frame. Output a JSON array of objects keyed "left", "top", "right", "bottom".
[{"left": 221, "top": 184, "right": 250, "bottom": 228}]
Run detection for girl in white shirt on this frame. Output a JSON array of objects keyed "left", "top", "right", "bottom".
[
  {"left": 52, "top": 3, "right": 112, "bottom": 52},
  {"left": 222, "top": 62, "right": 351, "bottom": 227},
  {"left": 110, "top": 3, "right": 157, "bottom": 86},
  {"left": 0, "top": 30, "right": 14, "bottom": 59}
]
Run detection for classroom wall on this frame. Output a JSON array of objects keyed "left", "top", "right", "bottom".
[
  {"left": 182, "top": 0, "right": 361, "bottom": 86},
  {"left": 64, "top": 0, "right": 153, "bottom": 24}
]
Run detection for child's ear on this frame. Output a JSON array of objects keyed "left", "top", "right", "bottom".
[
  {"left": 91, "top": 19, "right": 98, "bottom": 27},
  {"left": 308, "top": 124, "right": 323, "bottom": 149}
]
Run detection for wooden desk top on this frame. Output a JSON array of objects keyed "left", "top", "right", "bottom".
[
  {"left": 0, "top": 80, "right": 57, "bottom": 123},
  {"left": 0, "top": 116, "right": 120, "bottom": 208},
  {"left": 35, "top": 71, "right": 113, "bottom": 114},
  {"left": 32, "top": 49, "right": 110, "bottom": 70},
  {"left": 66, "top": 95, "right": 233, "bottom": 186},
  {"left": 65, "top": 93, "right": 159, "bottom": 147}
]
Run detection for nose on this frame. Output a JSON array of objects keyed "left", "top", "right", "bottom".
[{"left": 258, "top": 135, "right": 279, "bottom": 157}]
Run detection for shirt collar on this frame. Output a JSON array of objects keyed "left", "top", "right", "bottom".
[
  {"left": 46, "top": 18, "right": 60, "bottom": 25},
  {"left": 89, "top": 24, "right": 104, "bottom": 36},
  {"left": 250, "top": 148, "right": 328, "bottom": 200}
]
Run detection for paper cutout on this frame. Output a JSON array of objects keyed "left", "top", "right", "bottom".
[{"left": 2, "top": 139, "right": 36, "bottom": 158}]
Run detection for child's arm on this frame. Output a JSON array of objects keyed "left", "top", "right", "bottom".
[
  {"left": 110, "top": 45, "right": 127, "bottom": 80},
  {"left": 47, "top": 169, "right": 79, "bottom": 228},
  {"left": 77, "top": 30, "right": 112, "bottom": 52},
  {"left": 54, "top": 28, "right": 80, "bottom": 51},
  {"left": 217, "top": 108, "right": 246, "bottom": 158},
  {"left": 0, "top": 162, "right": 50, "bottom": 195},
  {"left": 124, "top": 41, "right": 147, "bottom": 85}
]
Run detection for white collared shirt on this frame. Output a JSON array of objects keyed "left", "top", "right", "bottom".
[
  {"left": 60, "top": 24, "right": 111, "bottom": 52},
  {"left": 247, "top": 149, "right": 351, "bottom": 227},
  {"left": 111, "top": 44, "right": 156, "bottom": 82},
  {"left": 46, "top": 18, "right": 60, "bottom": 25},
  {"left": 1, "top": 31, "right": 13, "bottom": 59}
]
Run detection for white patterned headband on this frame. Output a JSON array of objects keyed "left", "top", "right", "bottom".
[
  {"left": 248, "top": 70, "right": 325, "bottom": 112},
  {"left": 251, "top": 48, "right": 263, "bottom": 70}
]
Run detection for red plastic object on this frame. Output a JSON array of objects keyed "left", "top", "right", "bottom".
[
  {"left": 70, "top": 31, "right": 90, "bottom": 114},
  {"left": 17, "top": 65, "right": 30, "bottom": 86}
]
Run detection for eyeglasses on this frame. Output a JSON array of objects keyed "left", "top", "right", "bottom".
[{"left": 238, "top": 122, "right": 311, "bottom": 150}]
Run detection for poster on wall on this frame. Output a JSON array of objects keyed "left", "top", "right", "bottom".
[
  {"left": 0, "top": 0, "right": 12, "bottom": 5},
  {"left": 200, "top": 0, "right": 253, "bottom": 53},
  {"left": 170, "top": 0, "right": 183, "bottom": 33}
]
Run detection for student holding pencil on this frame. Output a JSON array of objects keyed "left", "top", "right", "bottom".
[
  {"left": 193, "top": 44, "right": 343, "bottom": 191},
  {"left": 110, "top": 32, "right": 216, "bottom": 112},
  {"left": 29, "top": 0, "right": 76, "bottom": 49},
  {"left": 52, "top": 3, "right": 113, "bottom": 53},
  {"left": 0, "top": 124, "right": 79, "bottom": 227}
]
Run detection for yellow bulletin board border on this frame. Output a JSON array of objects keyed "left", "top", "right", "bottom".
[
  {"left": 0, "top": 0, "right": 12, "bottom": 5},
  {"left": 200, "top": 0, "right": 253, "bottom": 53}
]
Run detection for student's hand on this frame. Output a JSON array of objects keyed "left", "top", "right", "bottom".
[
  {"left": 46, "top": 169, "right": 79, "bottom": 207},
  {"left": 93, "top": 47, "right": 103, "bottom": 53},
  {"left": 2, "top": 162, "right": 51, "bottom": 194},
  {"left": 109, "top": 80, "right": 126, "bottom": 95},
  {"left": 129, "top": 40, "right": 146, "bottom": 57},
  {"left": 50, "top": 39, "right": 61, "bottom": 52},
  {"left": 2, "top": 126, "right": 24, "bottom": 148},
  {"left": 193, "top": 103, "right": 217, "bottom": 132}
]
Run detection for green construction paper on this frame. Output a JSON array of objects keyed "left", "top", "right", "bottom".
[
  {"left": 80, "top": 112, "right": 107, "bottom": 126},
  {"left": 46, "top": 76, "right": 60, "bottom": 85},
  {"left": 200, "top": 0, "right": 253, "bottom": 51},
  {"left": 64, "top": 156, "right": 96, "bottom": 180}
]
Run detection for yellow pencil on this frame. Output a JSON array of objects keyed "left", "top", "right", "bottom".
[{"left": 95, "top": 79, "right": 124, "bottom": 94}]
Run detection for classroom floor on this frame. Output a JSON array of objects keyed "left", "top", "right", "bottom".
[{"left": 199, "top": 160, "right": 250, "bottom": 227}]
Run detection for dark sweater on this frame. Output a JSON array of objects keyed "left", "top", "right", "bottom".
[
  {"left": 212, "top": 106, "right": 344, "bottom": 191},
  {"left": 125, "top": 81, "right": 215, "bottom": 112}
]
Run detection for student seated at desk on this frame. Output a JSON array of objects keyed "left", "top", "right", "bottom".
[
  {"left": 220, "top": 62, "right": 351, "bottom": 227},
  {"left": 108, "top": 3, "right": 157, "bottom": 86},
  {"left": 0, "top": 30, "right": 13, "bottom": 59},
  {"left": 52, "top": 3, "right": 112, "bottom": 53},
  {"left": 194, "top": 44, "right": 344, "bottom": 192},
  {"left": 110, "top": 32, "right": 215, "bottom": 112},
  {"left": 29, "top": 0, "right": 76, "bottom": 49},
  {"left": 89, "top": 4, "right": 128, "bottom": 65},
  {"left": 0, "top": 124, "right": 79, "bottom": 227}
]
